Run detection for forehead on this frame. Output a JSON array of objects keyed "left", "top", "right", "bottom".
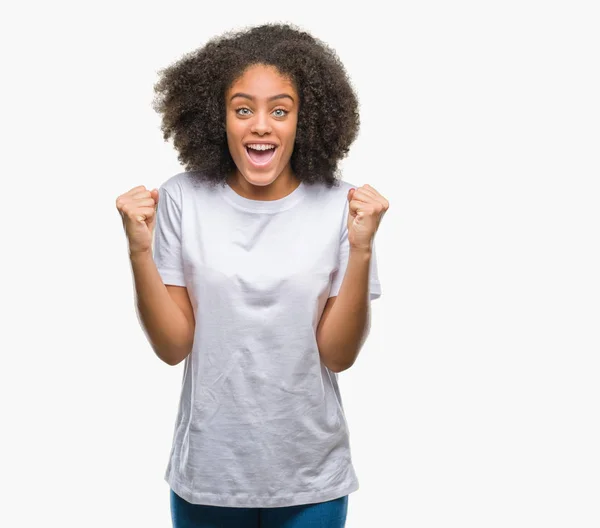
[{"left": 227, "top": 64, "right": 297, "bottom": 98}]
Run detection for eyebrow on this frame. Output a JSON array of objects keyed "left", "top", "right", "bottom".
[{"left": 229, "top": 92, "right": 295, "bottom": 103}]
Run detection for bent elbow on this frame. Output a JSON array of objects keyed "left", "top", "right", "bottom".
[{"left": 154, "top": 343, "right": 192, "bottom": 366}]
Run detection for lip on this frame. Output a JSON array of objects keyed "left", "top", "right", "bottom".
[
  {"left": 244, "top": 144, "right": 278, "bottom": 168},
  {"left": 243, "top": 141, "right": 279, "bottom": 146}
]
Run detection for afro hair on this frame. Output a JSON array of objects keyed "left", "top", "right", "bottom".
[{"left": 152, "top": 23, "right": 360, "bottom": 189}]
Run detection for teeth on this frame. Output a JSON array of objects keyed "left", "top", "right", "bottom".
[{"left": 247, "top": 144, "right": 276, "bottom": 151}]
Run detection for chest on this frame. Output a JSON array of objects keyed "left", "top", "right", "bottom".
[{"left": 180, "top": 204, "right": 342, "bottom": 307}]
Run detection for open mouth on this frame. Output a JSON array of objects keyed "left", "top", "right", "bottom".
[{"left": 245, "top": 145, "right": 278, "bottom": 168}]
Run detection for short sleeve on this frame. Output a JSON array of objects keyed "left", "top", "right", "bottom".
[
  {"left": 328, "top": 223, "right": 382, "bottom": 301},
  {"left": 152, "top": 185, "right": 186, "bottom": 287}
]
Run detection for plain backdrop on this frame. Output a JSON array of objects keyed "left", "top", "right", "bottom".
[{"left": 1, "top": 1, "right": 598, "bottom": 527}]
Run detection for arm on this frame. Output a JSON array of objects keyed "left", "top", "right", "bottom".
[
  {"left": 316, "top": 247, "right": 372, "bottom": 373},
  {"left": 130, "top": 250, "right": 195, "bottom": 366}
]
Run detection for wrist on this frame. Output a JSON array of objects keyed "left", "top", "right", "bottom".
[
  {"left": 349, "top": 245, "right": 372, "bottom": 258},
  {"left": 129, "top": 248, "right": 153, "bottom": 262}
]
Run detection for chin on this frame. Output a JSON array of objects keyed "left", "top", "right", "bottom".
[{"left": 241, "top": 169, "right": 280, "bottom": 186}]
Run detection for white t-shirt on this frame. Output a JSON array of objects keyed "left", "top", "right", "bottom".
[{"left": 153, "top": 171, "right": 382, "bottom": 508}]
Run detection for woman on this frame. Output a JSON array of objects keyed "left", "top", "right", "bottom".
[{"left": 116, "top": 22, "right": 389, "bottom": 528}]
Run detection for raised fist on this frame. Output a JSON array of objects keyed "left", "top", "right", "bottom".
[{"left": 116, "top": 185, "right": 160, "bottom": 255}]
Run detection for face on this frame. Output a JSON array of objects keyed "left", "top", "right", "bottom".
[{"left": 225, "top": 63, "right": 299, "bottom": 188}]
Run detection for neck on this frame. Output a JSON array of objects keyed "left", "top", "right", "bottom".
[{"left": 227, "top": 168, "right": 300, "bottom": 201}]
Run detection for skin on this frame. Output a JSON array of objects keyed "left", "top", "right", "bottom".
[
  {"left": 316, "top": 185, "right": 389, "bottom": 371},
  {"left": 225, "top": 63, "right": 301, "bottom": 201}
]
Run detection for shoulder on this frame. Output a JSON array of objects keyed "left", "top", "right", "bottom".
[
  {"left": 304, "top": 178, "right": 355, "bottom": 205},
  {"left": 301, "top": 179, "right": 355, "bottom": 235},
  {"left": 158, "top": 171, "right": 214, "bottom": 202},
  {"left": 300, "top": 179, "right": 357, "bottom": 222},
  {"left": 322, "top": 179, "right": 356, "bottom": 217}
]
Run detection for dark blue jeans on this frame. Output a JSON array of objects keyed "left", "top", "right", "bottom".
[{"left": 170, "top": 489, "right": 348, "bottom": 527}]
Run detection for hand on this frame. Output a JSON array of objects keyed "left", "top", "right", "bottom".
[
  {"left": 347, "top": 184, "right": 389, "bottom": 251},
  {"left": 116, "top": 185, "right": 160, "bottom": 255}
]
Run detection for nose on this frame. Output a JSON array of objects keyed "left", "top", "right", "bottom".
[{"left": 250, "top": 111, "right": 272, "bottom": 135}]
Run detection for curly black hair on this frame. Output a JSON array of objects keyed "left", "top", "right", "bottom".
[{"left": 152, "top": 23, "right": 360, "bottom": 189}]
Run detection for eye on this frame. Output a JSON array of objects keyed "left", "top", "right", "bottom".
[
  {"left": 234, "top": 107, "right": 289, "bottom": 117},
  {"left": 235, "top": 107, "right": 251, "bottom": 116}
]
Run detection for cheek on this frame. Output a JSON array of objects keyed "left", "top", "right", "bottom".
[
  {"left": 225, "top": 132, "right": 242, "bottom": 160},
  {"left": 226, "top": 124, "right": 245, "bottom": 151},
  {"left": 280, "top": 120, "right": 298, "bottom": 144},
  {"left": 226, "top": 112, "right": 244, "bottom": 134},
  {"left": 225, "top": 118, "right": 238, "bottom": 137}
]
